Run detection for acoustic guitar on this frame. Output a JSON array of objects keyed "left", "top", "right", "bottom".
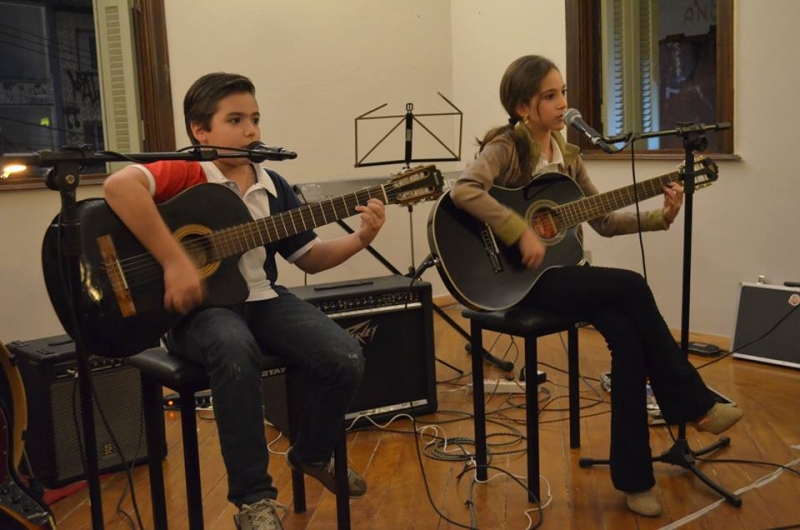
[
  {"left": 42, "top": 165, "right": 444, "bottom": 358},
  {"left": 427, "top": 158, "right": 717, "bottom": 311}
]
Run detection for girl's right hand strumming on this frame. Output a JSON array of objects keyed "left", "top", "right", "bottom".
[{"left": 518, "top": 229, "right": 546, "bottom": 269}]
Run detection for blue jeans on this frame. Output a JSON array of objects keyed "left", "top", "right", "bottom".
[
  {"left": 166, "top": 288, "right": 365, "bottom": 506},
  {"left": 524, "top": 266, "right": 716, "bottom": 493}
]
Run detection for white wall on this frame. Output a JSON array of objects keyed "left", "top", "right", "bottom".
[{"left": 1, "top": 0, "right": 797, "bottom": 344}]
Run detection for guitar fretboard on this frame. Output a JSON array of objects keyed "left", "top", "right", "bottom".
[
  {"left": 552, "top": 170, "right": 680, "bottom": 230},
  {"left": 207, "top": 185, "right": 391, "bottom": 260}
]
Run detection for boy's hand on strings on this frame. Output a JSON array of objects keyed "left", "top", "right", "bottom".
[
  {"left": 355, "top": 198, "right": 386, "bottom": 247},
  {"left": 163, "top": 253, "right": 205, "bottom": 315}
]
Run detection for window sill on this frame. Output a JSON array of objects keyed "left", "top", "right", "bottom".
[{"left": 580, "top": 150, "right": 742, "bottom": 162}]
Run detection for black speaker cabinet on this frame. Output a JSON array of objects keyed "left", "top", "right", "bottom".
[
  {"left": 8, "top": 335, "right": 151, "bottom": 488},
  {"left": 262, "top": 275, "right": 437, "bottom": 433},
  {"left": 731, "top": 282, "right": 800, "bottom": 370}
]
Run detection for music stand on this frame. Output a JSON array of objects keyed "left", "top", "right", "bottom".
[{"left": 349, "top": 97, "right": 513, "bottom": 372}]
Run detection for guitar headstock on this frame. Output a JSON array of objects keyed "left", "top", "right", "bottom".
[
  {"left": 386, "top": 165, "right": 445, "bottom": 206},
  {"left": 677, "top": 156, "right": 719, "bottom": 189}
]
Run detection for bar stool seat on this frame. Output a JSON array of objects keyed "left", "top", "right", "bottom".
[
  {"left": 463, "top": 306, "right": 586, "bottom": 503},
  {"left": 127, "top": 346, "right": 351, "bottom": 530}
]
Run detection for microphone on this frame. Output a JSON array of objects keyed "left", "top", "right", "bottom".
[
  {"left": 246, "top": 141, "right": 297, "bottom": 162},
  {"left": 563, "top": 108, "right": 616, "bottom": 154}
]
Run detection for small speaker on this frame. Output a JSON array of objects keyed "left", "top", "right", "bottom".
[
  {"left": 731, "top": 282, "right": 800, "bottom": 370},
  {"left": 262, "top": 275, "right": 437, "bottom": 434},
  {"left": 8, "top": 335, "right": 151, "bottom": 488}
]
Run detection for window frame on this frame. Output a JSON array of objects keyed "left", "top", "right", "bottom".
[
  {"left": 0, "top": 0, "right": 173, "bottom": 191},
  {"left": 565, "top": 0, "right": 734, "bottom": 159}
]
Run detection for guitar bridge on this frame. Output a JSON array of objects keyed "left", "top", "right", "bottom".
[
  {"left": 97, "top": 234, "right": 137, "bottom": 317},
  {"left": 480, "top": 225, "right": 504, "bottom": 274}
]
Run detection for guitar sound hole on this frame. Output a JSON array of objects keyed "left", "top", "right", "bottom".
[
  {"left": 181, "top": 234, "right": 212, "bottom": 268},
  {"left": 531, "top": 210, "right": 558, "bottom": 240}
]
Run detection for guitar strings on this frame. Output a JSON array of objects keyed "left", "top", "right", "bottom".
[
  {"left": 552, "top": 174, "right": 674, "bottom": 229},
  {"left": 98, "top": 184, "right": 412, "bottom": 290}
]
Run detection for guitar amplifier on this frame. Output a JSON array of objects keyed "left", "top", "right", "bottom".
[
  {"left": 8, "top": 335, "right": 152, "bottom": 488},
  {"left": 262, "top": 275, "right": 437, "bottom": 432},
  {"left": 731, "top": 282, "right": 800, "bottom": 370}
]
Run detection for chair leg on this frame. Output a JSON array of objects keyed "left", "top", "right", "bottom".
[
  {"left": 142, "top": 375, "right": 169, "bottom": 530},
  {"left": 568, "top": 325, "right": 581, "bottom": 449},
  {"left": 469, "top": 320, "right": 489, "bottom": 482},
  {"left": 180, "top": 389, "right": 204, "bottom": 530},
  {"left": 290, "top": 468, "right": 306, "bottom": 513},
  {"left": 333, "top": 426, "right": 351, "bottom": 530},
  {"left": 524, "top": 336, "right": 540, "bottom": 503}
]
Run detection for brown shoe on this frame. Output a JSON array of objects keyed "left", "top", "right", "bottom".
[
  {"left": 234, "top": 498, "right": 285, "bottom": 530},
  {"left": 287, "top": 446, "right": 367, "bottom": 498},
  {"left": 691, "top": 403, "right": 743, "bottom": 435},
  {"left": 626, "top": 488, "right": 662, "bottom": 517}
]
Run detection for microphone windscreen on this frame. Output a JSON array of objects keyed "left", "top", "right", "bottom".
[{"left": 563, "top": 108, "right": 582, "bottom": 125}]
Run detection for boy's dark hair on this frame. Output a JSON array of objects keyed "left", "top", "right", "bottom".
[
  {"left": 479, "top": 55, "right": 558, "bottom": 176},
  {"left": 183, "top": 72, "right": 256, "bottom": 145}
]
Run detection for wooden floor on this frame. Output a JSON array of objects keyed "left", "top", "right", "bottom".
[{"left": 47, "top": 304, "right": 800, "bottom": 529}]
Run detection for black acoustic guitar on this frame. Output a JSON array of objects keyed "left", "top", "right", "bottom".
[
  {"left": 427, "top": 158, "right": 718, "bottom": 311},
  {"left": 42, "top": 165, "right": 443, "bottom": 358}
]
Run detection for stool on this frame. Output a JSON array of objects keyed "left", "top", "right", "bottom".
[
  {"left": 127, "top": 347, "right": 351, "bottom": 530},
  {"left": 463, "top": 307, "right": 585, "bottom": 503}
]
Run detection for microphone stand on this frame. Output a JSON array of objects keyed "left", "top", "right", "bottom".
[
  {"left": 579, "top": 122, "right": 741, "bottom": 506},
  {"left": 1, "top": 144, "right": 285, "bottom": 529}
]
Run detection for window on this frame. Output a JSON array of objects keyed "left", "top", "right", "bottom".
[
  {"left": 0, "top": 0, "right": 173, "bottom": 190},
  {"left": 565, "top": 0, "right": 733, "bottom": 156}
]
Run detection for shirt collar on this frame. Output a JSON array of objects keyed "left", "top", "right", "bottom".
[{"left": 200, "top": 161, "right": 278, "bottom": 197}]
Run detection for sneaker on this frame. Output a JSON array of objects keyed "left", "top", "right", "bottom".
[
  {"left": 691, "top": 402, "right": 743, "bottom": 435},
  {"left": 626, "top": 488, "right": 662, "bottom": 517},
  {"left": 286, "top": 446, "right": 367, "bottom": 498},
  {"left": 234, "top": 498, "right": 284, "bottom": 530}
]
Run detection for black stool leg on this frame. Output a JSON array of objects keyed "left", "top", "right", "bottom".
[
  {"left": 469, "top": 320, "right": 489, "bottom": 482},
  {"left": 290, "top": 468, "right": 306, "bottom": 513},
  {"left": 142, "top": 375, "right": 169, "bottom": 530},
  {"left": 333, "top": 426, "right": 351, "bottom": 529},
  {"left": 524, "top": 336, "right": 540, "bottom": 503},
  {"left": 179, "top": 389, "right": 204, "bottom": 530},
  {"left": 568, "top": 325, "right": 581, "bottom": 449}
]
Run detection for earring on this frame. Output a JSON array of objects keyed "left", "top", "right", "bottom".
[{"left": 523, "top": 116, "right": 530, "bottom": 125}]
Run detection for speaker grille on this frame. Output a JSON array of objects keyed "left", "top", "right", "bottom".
[{"left": 49, "top": 367, "right": 146, "bottom": 484}]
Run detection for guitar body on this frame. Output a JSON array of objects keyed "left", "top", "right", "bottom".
[
  {"left": 42, "top": 184, "right": 251, "bottom": 358},
  {"left": 428, "top": 173, "right": 586, "bottom": 311}
]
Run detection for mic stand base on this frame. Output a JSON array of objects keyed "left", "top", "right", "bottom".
[{"left": 578, "top": 433, "right": 742, "bottom": 507}]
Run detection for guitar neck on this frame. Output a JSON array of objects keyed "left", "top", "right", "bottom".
[
  {"left": 553, "top": 169, "right": 680, "bottom": 230},
  {"left": 209, "top": 184, "right": 390, "bottom": 260}
]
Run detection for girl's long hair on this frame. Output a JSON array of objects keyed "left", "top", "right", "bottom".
[{"left": 478, "top": 55, "right": 558, "bottom": 177}]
